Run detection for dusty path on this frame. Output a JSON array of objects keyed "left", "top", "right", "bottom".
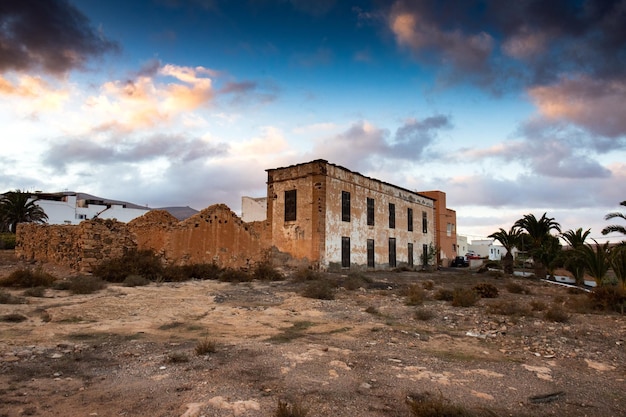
[{"left": 1, "top": 251, "right": 625, "bottom": 417}]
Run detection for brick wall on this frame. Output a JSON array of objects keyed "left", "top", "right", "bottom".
[{"left": 16, "top": 205, "right": 273, "bottom": 272}]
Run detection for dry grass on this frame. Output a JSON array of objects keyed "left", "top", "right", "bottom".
[
  {"left": 274, "top": 400, "right": 308, "bottom": 417},
  {"left": 451, "top": 288, "right": 479, "bottom": 307},
  {"left": 195, "top": 338, "right": 217, "bottom": 355},
  {"left": 405, "top": 284, "right": 426, "bottom": 306},
  {"left": 0, "top": 268, "right": 56, "bottom": 288},
  {"left": 406, "top": 392, "right": 476, "bottom": 417}
]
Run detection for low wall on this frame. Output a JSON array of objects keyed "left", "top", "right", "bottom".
[{"left": 16, "top": 204, "right": 273, "bottom": 272}]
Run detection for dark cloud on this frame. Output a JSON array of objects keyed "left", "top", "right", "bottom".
[
  {"left": 0, "top": 0, "right": 119, "bottom": 75},
  {"left": 43, "top": 134, "right": 228, "bottom": 172},
  {"left": 391, "top": 115, "right": 451, "bottom": 158},
  {"left": 388, "top": 0, "right": 626, "bottom": 89}
]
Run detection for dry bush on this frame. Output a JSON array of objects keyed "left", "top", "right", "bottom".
[
  {"left": 68, "top": 275, "right": 107, "bottom": 295},
  {"left": 452, "top": 288, "right": 479, "bottom": 307},
  {"left": 195, "top": 338, "right": 217, "bottom": 355},
  {"left": 1, "top": 313, "right": 28, "bottom": 323},
  {"left": 415, "top": 307, "right": 435, "bottom": 321},
  {"left": 365, "top": 306, "right": 379, "bottom": 314},
  {"left": 405, "top": 284, "right": 426, "bottom": 306},
  {"left": 0, "top": 268, "right": 56, "bottom": 288},
  {"left": 0, "top": 290, "right": 26, "bottom": 304},
  {"left": 486, "top": 300, "right": 529, "bottom": 316},
  {"left": 23, "top": 286, "right": 46, "bottom": 297},
  {"left": 92, "top": 250, "right": 164, "bottom": 283},
  {"left": 407, "top": 392, "right": 475, "bottom": 417},
  {"left": 530, "top": 300, "right": 547, "bottom": 312},
  {"left": 274, "top": 400, "right": 308, "bottom": 417},
  {"left": 587, "top": 286, "right": 626, "bottom": 312},
  {"left": 177, "top": 263, "right": 222, "bottom": 280},
  {"left": 434, "top": 288, "right": 454, "bottom": 301},
  {"left": 472, "top": 282, "right": 499, "bottom": 298},
  {"left": 301, "top": 279, "right": 336, "bottom": 300},
  {"left": 253, "top": 262, "right": 284, "bottom": 281},
  {"left": 292, "top": 268, "right": 321, "bottom": 282},
  {"left": 341, "top": 272, "right": 372, "bottom": 290},
  {"left": 167, "top": 352, "right": 189, "bottom": 363},
  {"left": 544, "top": 305, "right": 569, "bottom": 323},
  {"left": 123, "top": 274, "right": 151, "bottom": 287},
  {"left": 422, "top": 280, "right": 435, "bottom": 290},
  {"left": 219, "top": 268, "right": 252, "bottom": 283},
  {"left": 506, "top": 281, "right": 531, "bottom": 295}
]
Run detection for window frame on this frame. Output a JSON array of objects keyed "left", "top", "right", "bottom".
[{"left": 284, "top": 189, "right": 297, "bottom": 222}]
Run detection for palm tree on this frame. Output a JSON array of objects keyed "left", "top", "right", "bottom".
[
  {"left": 488, "top": 227, "right": 522, "bottom": 274},
  {"left": 0, "top": 190, "right": 48, "bottom": 233},
  {"left": 514, "top": 213, "right": 561, "bottom": 278},
  {"left": 561, "top": 228, "right": 591, "bottom": 285},
  {"left": 610, "top": 244, "right": 626, "bottom": 289},
  {"left": 602, "top": 200, "right": 626, "bottom": 238},
  {"left": 581, "top": 240, "right": 611, "bottom": 287}
]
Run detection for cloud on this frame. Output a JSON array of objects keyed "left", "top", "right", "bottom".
[
  {"left": 528, "top": 76, "right": 626, "bottom": 140},
  {"left": 0, "top": 74, "right": 69, "bottom": 110},
  {"left": 308, "top": 115, "right": 451, "bottom": 171},
  {"left": 43, "top": 133, "right": 228, "bottom": 173},
  {"left": 0, "top": 0, "right": 118, "bottom": 75},
  {"left": 386, "top": 0, "right": 626, "bottom": 90}
]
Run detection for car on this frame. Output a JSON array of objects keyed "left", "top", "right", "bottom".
[{"left": 451, "top": 256, "right": 469, "bottom": 267}]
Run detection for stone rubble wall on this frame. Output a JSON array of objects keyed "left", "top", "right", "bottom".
[{"left": 16, "top": 204, "right": 273, "bottom": 272}]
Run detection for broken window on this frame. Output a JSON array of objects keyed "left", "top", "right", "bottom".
[
  {"left": 407, "top": 208, "right": 413, "bottom": 232},
  {"left": 389, "top": 238, "right": 396, "bottom": 268},
  {"left": 284, "top": 190, "right": 297, "bottom": 221},
  {"left": 341, "top": 236, "right": 350, "bottom": 268},
  {"left": 389, "top": 203, "right": 395, "bottom": 229},
  {"left": 367, "top": 239, "right": 375, "bottom": 268},
  {"left": 342, "top": 191, "right": 350, "bottom": 222},
  {"left": 367, "top": 198, "right": 375, "bottom": 226}
]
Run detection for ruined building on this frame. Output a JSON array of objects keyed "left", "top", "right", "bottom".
[{"left": 17, "top": 160, "right": 456, "bottom": 271}]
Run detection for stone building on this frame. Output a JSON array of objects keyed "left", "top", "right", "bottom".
[{"left": 266, "top": 160, "right": 436, "bottom": 270}]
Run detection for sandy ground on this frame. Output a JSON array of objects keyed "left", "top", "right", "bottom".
[{"left": 1, "top": 250, "right": 625, "bottom": 417}]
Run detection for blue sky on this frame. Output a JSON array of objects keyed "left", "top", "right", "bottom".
[{"left": 1, "top": 0, "right": 625, "bottom": 242}]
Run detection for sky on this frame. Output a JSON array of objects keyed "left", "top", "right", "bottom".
[{"left": 1, "top": 0, "right": 625, "bottom": 243}]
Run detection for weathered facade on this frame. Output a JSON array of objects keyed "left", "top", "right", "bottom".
[
  {"left": 267, "top": 160, "right": 436, "bottom": 270},
  {"left": 420, "top": 190, "right": 457, "bottom": 266}
]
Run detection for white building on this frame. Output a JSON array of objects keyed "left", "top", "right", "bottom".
[
  {"left": 32, "top": 192, "right": 150, "bottom": 225},
  {"left": 468, "top": 239, "right": 505, "bottom": 261}
]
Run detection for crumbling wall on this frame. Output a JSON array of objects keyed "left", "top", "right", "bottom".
[
  {"left": 16, "top": 219, "right": 136, "bottom": 272},
  {"left": 16, "top": 204, "right": 273, "bottom": 272}
]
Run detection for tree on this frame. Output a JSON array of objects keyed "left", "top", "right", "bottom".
[
  {"left": 513, "top": 213, "right": 561, "bottom": 278},
  {"left": 561, "top": 228, "right": 591, "bottom": 285},
  {"left": 601, "top": 200, "right": 626, "bottom": 238},
  {"left": 0, "top": 190, "right": 48, "bottom": 233},
  {"left": 488, "top": 227, "right": 522, "bottom": 274},
  {"left": 610, "top": 244, "right": 626, "bottom": 289},
  {"left": 581, "top": 240, "right": 611, "bottom": 287}
]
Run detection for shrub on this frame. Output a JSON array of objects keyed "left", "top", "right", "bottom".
[
  {"left": 52, "top": 280, "right": 72, "bottom": 291},
  {"left": 253, "top": 262, "right": 284, "bottom": 281},
  {"left": 219, "top": 268, "right": 252, "bottom": 283},
  {"left": 0, "top": 268, "right": 55, "bottom": 288},
  {"left": 434, "top": 288, "right": 454, "bottom": 301},
  {"left": 407, "top": 392, "right": 475, "bottom": 417},
  {"left": 274, "top": 400, "right": 308, "bottom": 417},
  {"left": 167, "top": 352, "right": 189, "bottom": 363},
  {"left": 301, "top": 279, "right": 336, "bottom": 300},
  {"left": 506, "top": 281, "right": 531, "bottom": 294},
  {"left": 422, "top": 280, "right": 435, "bottom": 290},
  {"left": 365, "top": 306, "right": 379, "bottom": 314},
  {"left": 472, "top": 282, "right": 499, "bottom": 298},
  {"left": 23, "top": 286, "right": 46, "bottom": 297},
  {"left": 292, "top": 268, "right": 321, "bottom": 282},
  {"left": 92, "top": 250, "right": 163, "bottom": 282},
  {"left": 587, "top": 285, "right": 626, "bottom": 312},
  {"left": 68, "top": 275, "right": 107, "bottom": 295},
  {"left": 341, "top": 272, "right": 371, "bottom": 290},
  {"left": 487, "top": 300, "right": 528, "bottom": 316},
  {"left": 530, "top": 300, "right": 547, "bottom": 312},
  {"left": 123, "top": 274, "right": 151, "bottom": 287},
  {"left": 544, "top": 305, "right": 569, "bottom": 323},
  {"left": 405, "top": 284, "right": 426, "bottom": 306},
  {"left": 1, "top": 313, "right": 28, "bottom": 323},
  {"left": 451, "top": 288, "right": 479, "bottom": 307},
  {"left": 0, "top": 233, "right": 16, "bottom": 249},
  {"left": 195, "top": 338, "right": 217, "bottom": 355},
  {"left": 0, "top": 290, "right": 26, "bottom": 304},
  {"left": 179, "top": 263, "right": 222, "bottom": 280},
  {"left": 415, "top": 307, "right": 435, "bottom": 321}
]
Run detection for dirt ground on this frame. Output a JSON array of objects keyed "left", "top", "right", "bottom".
[{"left": 1, "top": 250, "right": 625, "bottom": 417}]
